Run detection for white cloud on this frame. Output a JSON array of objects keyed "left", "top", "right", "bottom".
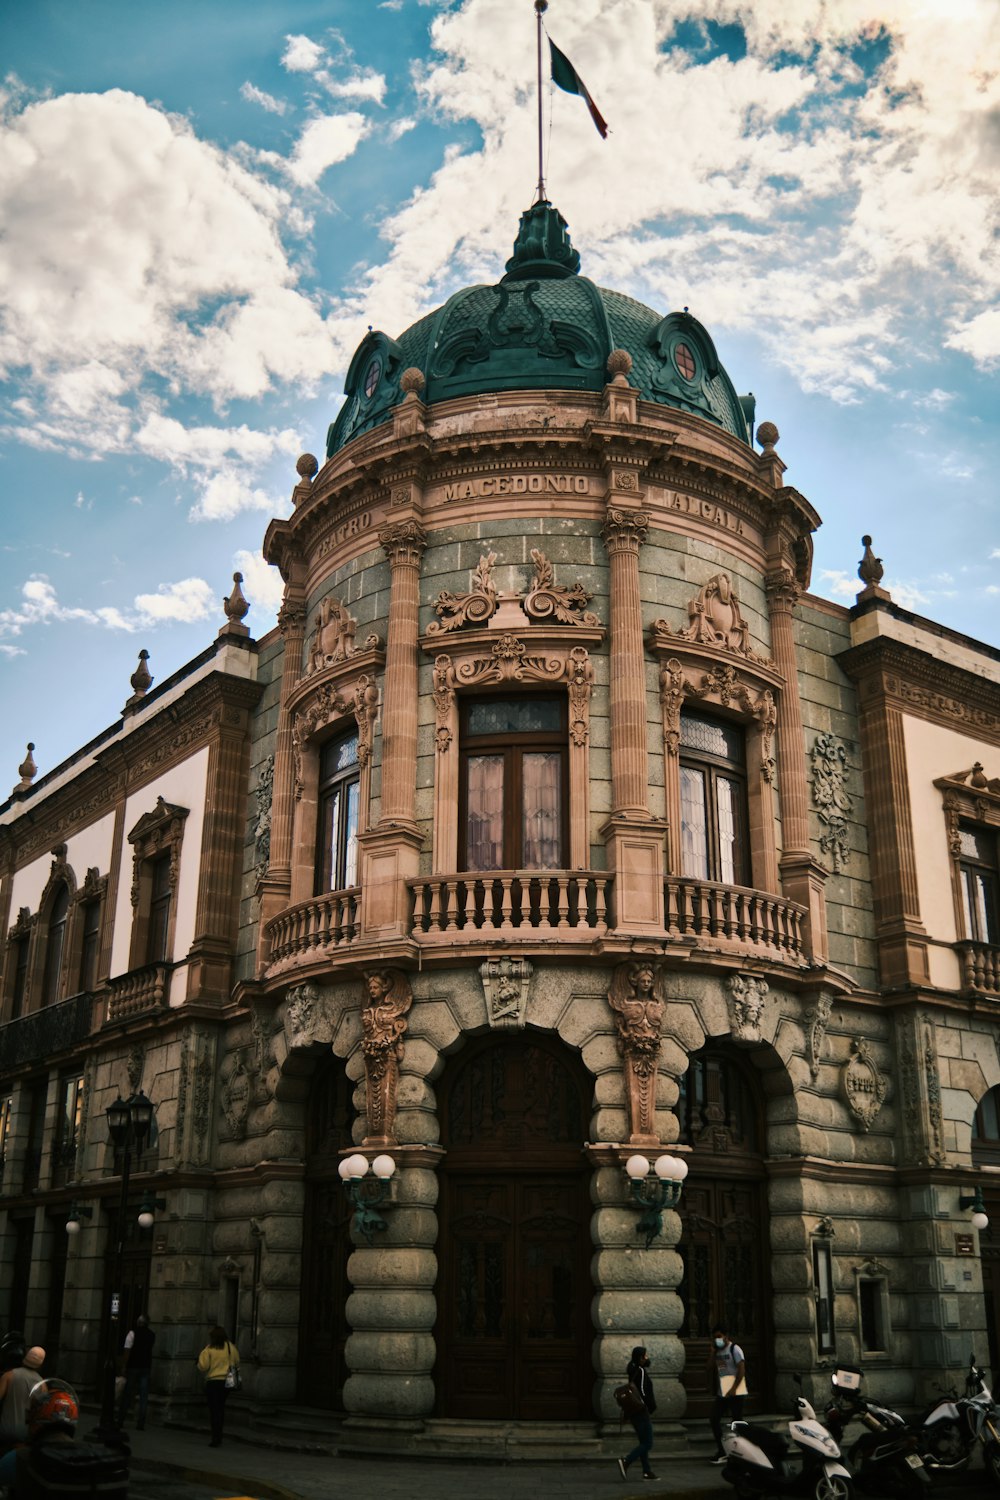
[
  {"left": 282, "top": 34, "right": 326, "bottom": 74},
  {"left": 285, "top": 112, "right": 369, "bottom": 187},
  {"left": 0, "top": 571, "right": 220, "bottom": 644},
  {"left": 189, "top": 468, "right": 282, "bottom": 524},
  {"left": 387, "top": 117, "right": 417, "bottom": 142},
  {"left": 132, "top": 577, "right": 216, "bottom": 624},
  {"left": 912, "top": 388, "right": 957, "bottom": 411},
  {"left": 233, "top": 547, "right": 285, "bottom": 616},
  {"left": 816, "top": 569, "right": 858, "bottom": 600},
  {"left": 946, "top": 308, "right": 1000, "bottom": 368},
  {"left": 321, "top": 69, "right": 387, "bottom": 105},
  {"left": 240, "top": 81, "right": 288, "bottom": 116}
]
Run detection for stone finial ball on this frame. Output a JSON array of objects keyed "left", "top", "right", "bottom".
[
  {"left": 296, "top": 453, "right": 319, "bottom": 481},
  {"left": 757, "top": 421, "right": 779, "bottom": 449},
  {"left": 862, "top": 535, "right": 872, "bottom": 547},
  {"left": 607, "top": 348, "right": 633, "bottom": 379},
  {"left": 400, "top": 367, "right": 426, "bottom": 395}
]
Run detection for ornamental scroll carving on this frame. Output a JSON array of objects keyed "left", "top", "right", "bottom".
[
  {"left": 361, "top": 968, "right": 413, "bottom": 1146},
  {"left": 805, "top": 993, "right": 833, "bottom": 1080},
  {"left": 653, "top": 573, "right": 771, "bottom": 665},
  {"left": 608, "top": 960, "right": 665, "bottom": 1144},
  {"left": 658, "top": 656, "right": 777, "bottom": 781},
  {"left": 291, "top": 676, "right": 379, "bottom": 799},
  {"left": 253, "top": 755, "right": 274, "bottom": 875},
  {"left": 726, "top": 974, "right": 768, "bottom": 1044},
  {"left": 811, "top": 732, "right": 853, "bottom": 873},
  {"left": 841, "top": 1037, "right": 888, "bottom": 1132},
  {"left": 480, "top": 957, "right": 533, "bottom": 1029},
  {"left": 432, "top": 641, "right": 594, "bottom": 751},
  {"left": 427, "top": 548, "right": 600, "bottom": 635},
  {"left": 306, "top": 595, "right": 381, "bottom": 675},
  {"left": 128, "top": 798, "right": 189, "bottom": 907}
]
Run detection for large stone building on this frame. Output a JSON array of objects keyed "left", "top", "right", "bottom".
[{"left": 3, "top": 200, "right": 1000, "bottom": 1449}]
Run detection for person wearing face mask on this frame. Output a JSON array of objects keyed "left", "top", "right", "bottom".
[
  {"left": 616, "top": 1345, "right": 657, "bottom": 1481},
  {"left": 707, "top": 1324, "right": 746, "bottom": 1463}
]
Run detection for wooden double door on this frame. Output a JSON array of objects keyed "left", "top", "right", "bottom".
[{"left": 436, "top": 1036, "right": 593, "bottom": 1419}]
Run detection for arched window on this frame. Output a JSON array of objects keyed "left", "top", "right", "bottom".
[{"left": 41, "top": 885, "right": 70, "bottom": 1007}]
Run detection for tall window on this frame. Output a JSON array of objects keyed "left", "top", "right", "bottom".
[
  {"left": 679, "top": 712, "right": 750, "bottom": 885},
  {"left": 41, "top": 884, "right": 70, "bottom": 1007},
  {"left": 78, "top": 899, "right": 101, "bottom": 993},
  {"left": 0, "top": 1092, "right": 12, "bottom": 1192},
  {"left": 11, "top": 934, "right": 30, "bottom": 1020},
  {"left": 146, "top": 855, "right": 172, "bottom": 964},
  {"left": 460, "top": 696, "right": 567, "bottom": 871},
  {"left": 316, "top": 730, "right": 360, "bottom": 893},
  {"left": 22, "top": 1079, "right": 47, "bottom": 1194},
  {"left": 959, "top": 826, "right": 1000, "bottom": 944},
  {"left": 52, "top": 1075, "right": 83, "bottom": 1187}
]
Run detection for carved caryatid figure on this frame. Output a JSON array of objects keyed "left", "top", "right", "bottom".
[
  {"left": 361, "top": 968, "right": 413, "bottom": 1145},
  {"left": 608, "top": 961, "right": 666, "bottom": 1144}
]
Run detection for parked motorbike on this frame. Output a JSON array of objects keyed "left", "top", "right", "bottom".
[
  {"left": 721, "top": 1385, "right": 854, "bottom": 1500},
  {"left": 915, "top": 1356, "right": 1000, "bottom": 1483},
  {"left": 823, "top": 1366, "right": 930, "bottom": 1499}
]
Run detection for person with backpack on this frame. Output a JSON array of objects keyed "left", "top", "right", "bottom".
[
  {"left": 707, "top": 1323, "right": 747, "bottom": 1463},
  {"left": 117, "top": 1314, "right": 155, "bottom": 1431},
  {"left": 197, "top": 1326, "right": 239, "bottom": 1448},
  {"left": 615, "top": 1344, "right": 657, "bottom": 1481}
]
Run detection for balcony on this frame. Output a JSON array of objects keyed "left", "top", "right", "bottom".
[
  {"left": 410, "top": 870, "right": 611, "bottom": 944},
  {"left": 266, "top": 887, "right": 361, "bottom": 970},
  {"left": 106, "top": 962, "right": 172, "bottom": 1023},
  {"left": 0, "top": 991, "right": 94, "bottom": 1070},
  {"left": 958, "top": 941, "right": 1000, "bottom": 998},
  {"left": 664, "top": 877, "right": 806, "bottom": 964}
]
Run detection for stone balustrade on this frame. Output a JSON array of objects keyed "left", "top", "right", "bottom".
[
  {"left": 265, "top": 887, "right": 361, "bottom": 968},
  {"left": 957, "top": 941, "right": 1000, "bottom": 997},
  {"left": 105, "top": 963, "right": 171, "bottom": 1023},
  {"left": 409, "top": 870, "right": 611, "bottom": 940},
  {"left": 664, "top": 877, "right": 806, "bottom": 962}
]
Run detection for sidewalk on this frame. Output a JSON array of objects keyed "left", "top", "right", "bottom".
[{"left": 124, "top": 1420, "right": 732, "bottom": 1500}]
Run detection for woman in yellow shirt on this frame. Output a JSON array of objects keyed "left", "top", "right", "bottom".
[{"left": 196, "top": 1326, "right": 239, "bottom": 1447}]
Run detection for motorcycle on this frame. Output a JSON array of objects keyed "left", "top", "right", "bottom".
[
  {"left": 823, "top": 1366, "right": 930, "bottom": 1498},
  {"left": 915, "top": 1355, "right": 1000, "bottom": 1483},
  {"left": 721, "top": 1384, "right": 854, "bottom": 1500}
]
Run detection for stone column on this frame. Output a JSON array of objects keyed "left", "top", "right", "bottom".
[
  {"left": 256, "top": 600, "right": 306, "bottom": 973},
  {"left": 357, "top": 520, "right": 427, "bottom": 941},
  {"left": 601, "top": 506, "right": 667, "bottom": 935},
  {"left": 766, "top": 566, "right": 829, "bottom": 962}
]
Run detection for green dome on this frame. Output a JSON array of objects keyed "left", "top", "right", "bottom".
[{"left": 326, "top": 202, "right": 754, "bottom": 458}]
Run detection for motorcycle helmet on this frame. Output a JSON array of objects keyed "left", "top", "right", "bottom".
[{"left": 27, "top": 1378, "right": 79, "bottom": 1438}]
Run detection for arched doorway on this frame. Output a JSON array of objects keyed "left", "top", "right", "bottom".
[
  {"left": 677, "top": 1040, "right": 774, "bottom": 1416},
  {"left": 297, "top": 1052, "right": 354, "bottom": 1407},
  {"left": 435, "top": 1032, "right": 593, "bottom": 1419}
]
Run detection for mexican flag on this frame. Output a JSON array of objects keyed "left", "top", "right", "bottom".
[{"left": 549, "top": 38, "right": 608, "bottom": 139}]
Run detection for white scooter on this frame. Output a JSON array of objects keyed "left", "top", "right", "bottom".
[{"left": 721, "top": 1390, "right": 854, "bottom": 1500}]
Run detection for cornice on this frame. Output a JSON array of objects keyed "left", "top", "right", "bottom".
[{"left": 838, "top": 635, "right": 1000, "bottom": 742}]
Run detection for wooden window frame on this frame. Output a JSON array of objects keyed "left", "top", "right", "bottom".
[
  {"left": 458, "top": 694, "right": 570, "bottom": 872},
  {"left": 127, "top": 798, "right": 189, "bottom": 969},
  {"left": 315, "top": 726, "right": 362, "bottom": 895},
  {"left": 51, "top": 1073, "right": 84, "bottom": 1188},
  {"left": 678, "top": 711, "right": 752, "bottom": 886},
  {"left": 936, "top": 770, "right": 1000, "bottom": 949}
]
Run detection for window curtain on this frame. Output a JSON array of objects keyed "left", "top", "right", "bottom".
[
  {"left": 522, "top": 752, "right": 561, "bottom": 869},
  {"left": 467, "top": 755, "right": 505, "bottom": 870}
]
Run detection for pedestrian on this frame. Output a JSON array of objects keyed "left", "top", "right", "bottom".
[
  {"left": 0, "top": 1344, "right": 45, "bottom": 1453},
  {"left": 616, "top": 1344, "right": 658, "bottom": 1482},
  {"left": 707, "top": 1323, "right": 747, "bottom": 1463},
  {"left": 197, "top": 1325, "right": 239, "bottom": 1448},
  {"left": 117, "top": 1314, "right": 155, "bottom": 1430}
]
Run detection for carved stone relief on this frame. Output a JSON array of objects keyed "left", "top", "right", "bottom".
[
  {"left": 841, "top": 1038, "right": 888, "bottom": 1131},
  {"left": 361, "top": 968, "right": 413, "bottom": 1145},
  {"left": 653, "top": 573, "right": 770, "bottom": 664},
  {"left": 811, "top": 732, "right": 854, "bottom": 872},
  {"left": 480, "top": 957, "right": 533, "bottom": 1029},
  {"left": 658, "top": 656, "right": 777, "bottom": 781},
  {"left": 806, "top": 993, "right": 833, "bottom": 1080},
  {"left": 726, "top": 974, "right": 768, "bottom": 1043},
  {"left": 607, "top": 960, "right": 665, "bottom": 1143},
  {"left": 432, "top": 641, "right": 594, "bottom": 754},
  {"left": 282, "top": 982, "right": 337, "bottom": 1050},
  {"left": 249, "top": 1002, "right": 278, "bottom": 1101},
  {"left": 306, "top": 596, "right": 381, "bottom": 675},
  {"left": 428, "top": 552, "right": 498, "bottom": 634},
  {"left": 253, "top": 756, "right": 274, "bottom": 875},
  {"left": 427, "top": 548, "right": 600, "bottom": 636},
  {"left": 174, "top": 1028, "right": 218, "bottom": 1169},
  {"left": 126, "top": 1045, "right": 145, "bottom": 1095},
  {"left": 221, "top": 1053, "right": 252, "bottom": 1139}
]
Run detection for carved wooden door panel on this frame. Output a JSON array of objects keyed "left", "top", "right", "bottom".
[
  {"left": 437, "top": 1036, "right": 592, "bottom": 1419},
  {"left": 297, "top": 1055, "right": 354, "bottom": 1408}
]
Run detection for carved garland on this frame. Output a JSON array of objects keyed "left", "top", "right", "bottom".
[
  {"left": 291, "top": 674, "right": 380, "bottom": 800},
  {"left": 811, "top": 732, "right": 854, "bottom": 873}
]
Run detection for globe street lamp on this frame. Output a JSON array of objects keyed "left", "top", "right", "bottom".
[{"left": 96, "top": 1091, "right": 156, "bottom": 1443}]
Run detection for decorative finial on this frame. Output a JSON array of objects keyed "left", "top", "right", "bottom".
[
  {"left": 14, "top": 742, "right": 37, "bottom": 794},
  {"left": 130, "top": 649, "right": 153, "bottom": 699},
  {"left": 607, "top": 349, "right": 633, "bottom": 385},
  {"left": 756, "top": 421, "right": 779, "bottom": 454},
  {"left": 296, "top": 453, "right": 319, "bottom": 482},
  {"left": 858, "top": 535, "right": 884, "bottom": 590},
  {"left": 400, "top": 367, "right": 425, "bottom": 397},
  {"left": 220, "top": 571, "right": 251, "bottom": 638},
  {"left": 503, "top": 201, "right": 581, "bottom": 282},
  {"left": 971, "top": 763, "right": 989, "bottom": 789}
]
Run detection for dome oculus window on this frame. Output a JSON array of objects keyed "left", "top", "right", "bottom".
[
  {"left": 673, "top": 343, "right": 697, "bottom": 381},
  {"left": 363, "top": 356, "right": 382, "bottom": 400}
]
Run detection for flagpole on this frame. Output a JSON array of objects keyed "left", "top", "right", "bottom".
[{"left": 535, "top": 0, "right": 547, "bottom": 202}]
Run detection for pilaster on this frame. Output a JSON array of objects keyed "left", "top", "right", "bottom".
[{"left": 256, "top": 599, "right": 306, "bottom": 973}]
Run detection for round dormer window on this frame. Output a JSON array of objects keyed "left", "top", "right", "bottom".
[
  {"left": 674, "top": 343, "right": 696, "bottom": 381},
  {"left": 363, "top": 356, "right": 382, "bottom": 399}
]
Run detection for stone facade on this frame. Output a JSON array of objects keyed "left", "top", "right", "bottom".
[{"left": 3, "top": 211, "right": 1000, "bottom": 1448}]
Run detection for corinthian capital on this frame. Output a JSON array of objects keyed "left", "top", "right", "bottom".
[
  {"left": 602, "top": 507, "right": 649, "bottom": 555},
  {"left": 765, "top": 564, "right": 800, "bottom": 611},
  {"left": 277, "top": 600, "right": 307, "bottom": 638},
  {"left": 379, "top": 518, "right": 428, "bottom": 568}
]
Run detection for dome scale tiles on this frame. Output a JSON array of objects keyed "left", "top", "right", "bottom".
[{"left": 326, "top": 201, "right": 755, "bottom": 458}]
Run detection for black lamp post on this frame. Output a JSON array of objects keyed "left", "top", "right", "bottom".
[{"left": 96, "top": 1090, "right": 155, "bottom": 1443}]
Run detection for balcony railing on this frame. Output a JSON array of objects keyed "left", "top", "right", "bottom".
[
  {"left": 958, "top": 941, "right": 1000, "bottom": 997},
  {"left": 266, "top": 887, "right": 361, "bottom": 968},
  {"left": 410, "top": 870, "right": 611, "bottom": 938},
  {"left": 0, "top": 991, "right": 93, "bottom": 1069},
  {"left": 106, "top": 963, "right": 171, "bottom": 1023},
  {"left": 664, "top": 877, "right": 806, "bottom": 962}
]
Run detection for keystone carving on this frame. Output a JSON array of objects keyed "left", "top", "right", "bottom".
[
  {"left": 480, "top": 957, "right": 533, "bottom": 1029},
  {"left": 726, "top": 974, "right": 768, "bottom": 1043},
  {"left": 361, "top": 969, "right": 413, "bottom": 1146},
  {"left": 607, "top": 960, "right": 665, "bottom": 1143},
  {"left": 283, "top": 982, "right": 336, "bottom": 1049},
  {"left": 841, "top": 1038, "right": 888, "bottom": 1132}
]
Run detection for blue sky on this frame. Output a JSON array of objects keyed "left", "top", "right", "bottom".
[{"left": 1, "top": 0, "right": 998, "bottom": 785}]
